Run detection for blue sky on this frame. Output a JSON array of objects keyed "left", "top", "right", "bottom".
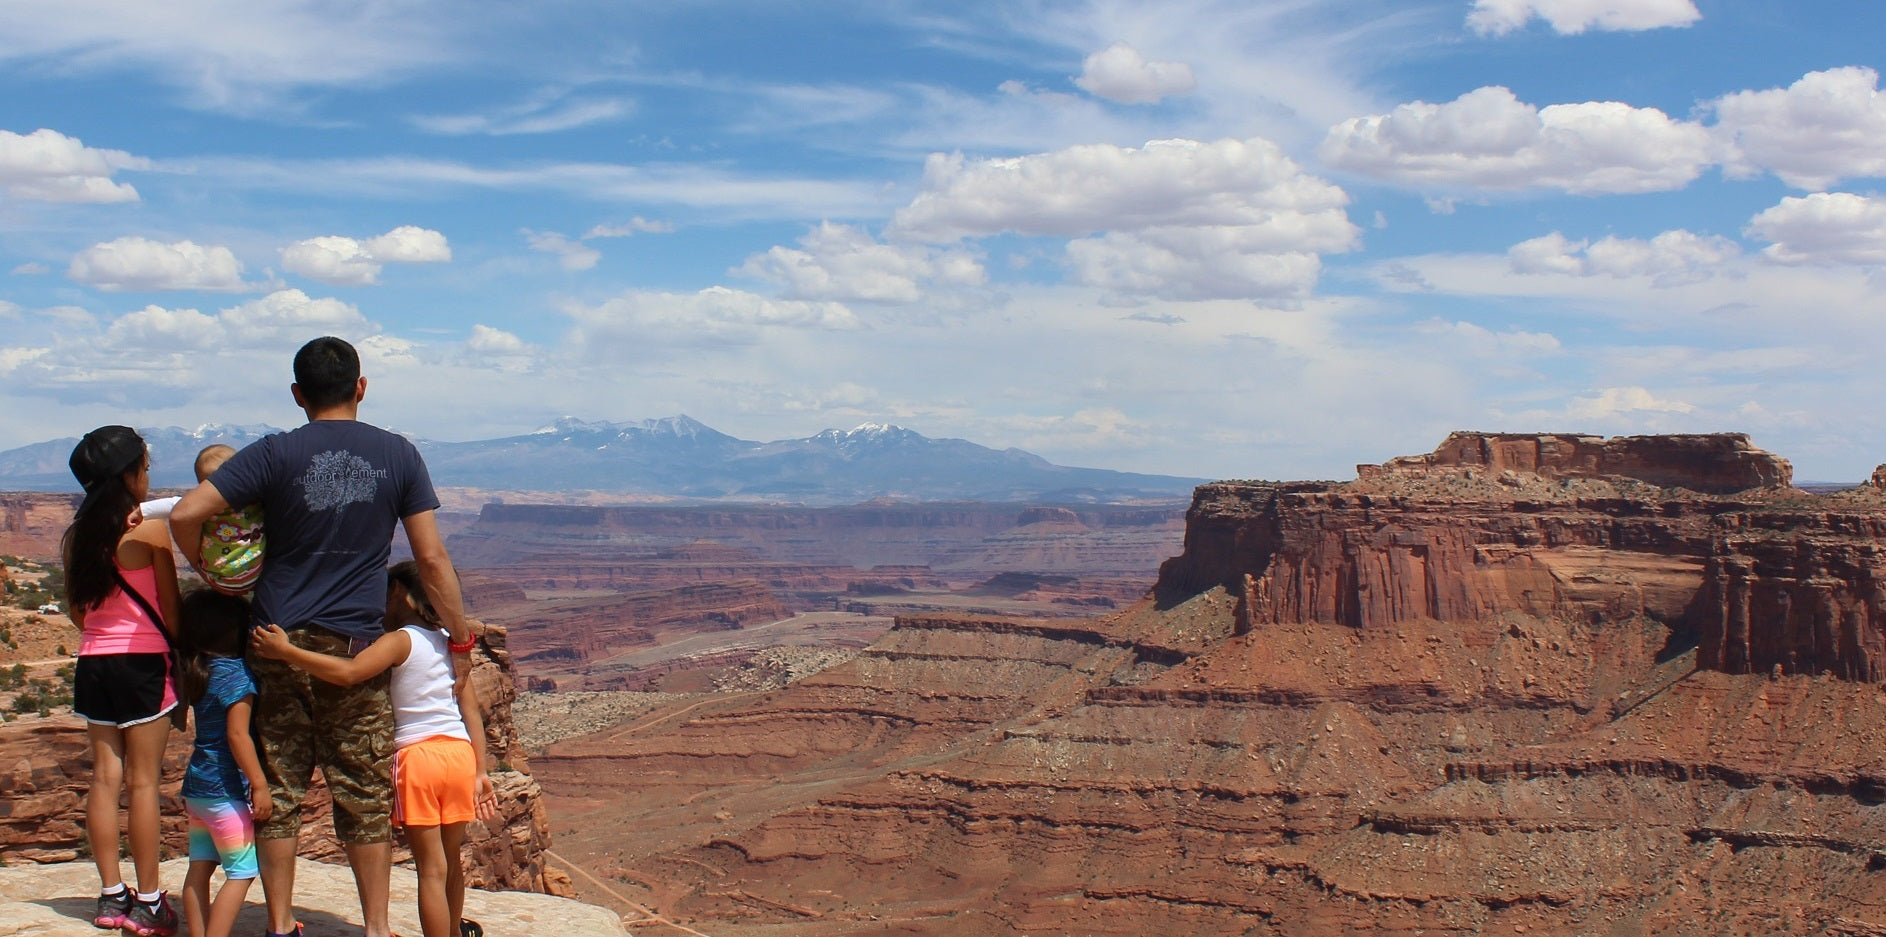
[{"left": 4, "top": 0, "right": 1886, "bottom": 483}]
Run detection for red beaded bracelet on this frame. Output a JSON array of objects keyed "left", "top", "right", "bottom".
[{"left": 447, "top": 636, "right": 477, "bottom": 654}]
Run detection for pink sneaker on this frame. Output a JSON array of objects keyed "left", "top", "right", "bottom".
[
  {"left": 91, "top": 890, "right": 131, "bottom": 929},
  {"left": 121, "top": 893, "right": 178, "bottom": 937}
]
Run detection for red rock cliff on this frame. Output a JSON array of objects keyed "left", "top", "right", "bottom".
[{"left": 535, "top": 432, "right": 1886, "bottom": 936}]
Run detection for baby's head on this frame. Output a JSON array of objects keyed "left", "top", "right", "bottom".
[
  {"left": 194, "top": 444, "right": 236, "bottom": 483},
  {"left": 385, "top": 560, "right": 442, "bottom": 632}
]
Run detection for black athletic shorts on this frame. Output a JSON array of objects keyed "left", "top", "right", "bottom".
[{"left": 72, "top": 653, "right": 177, "bottom": 728}]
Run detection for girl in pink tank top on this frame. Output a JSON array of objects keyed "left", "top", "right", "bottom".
[{"left": 64, "top": 425, "right": 184, "bottom": 934}]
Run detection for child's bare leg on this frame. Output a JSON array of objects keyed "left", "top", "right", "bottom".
[
  {"left": 407, "top": 824, "right": 452, "bottom": 937},
  {"left": 206, "top": 876, "right": 255, "bottom": 937},
  {"left": 122, "top": 717, "right": 172, "bottom": 893},
  {"left": 84, "top": 724, "right": 127, "bottom": 890},
  {"left": 442, "top": 822, "right": 467, "bottom": 928},
  {"left": 182, "top": 862, "right": 214, "bottom": 937}
]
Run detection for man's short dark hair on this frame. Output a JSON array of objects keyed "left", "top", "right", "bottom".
[{"left": 293, "top": 336, "right": 361, "bottom": 409}]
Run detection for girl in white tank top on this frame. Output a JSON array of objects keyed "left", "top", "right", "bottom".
[{"left": 251, "top": 562, "right": 498, "bottom": 937}]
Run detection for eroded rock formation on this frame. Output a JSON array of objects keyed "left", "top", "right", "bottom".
[
  {"left": 0, "top": 620, "right": 567, "bottom": 896},
  {"left": 537, "top": 432, "right": 1886, "bottom": 935},
  {"left": 0, "top": 493, "right": 76, "bottom": 561}
]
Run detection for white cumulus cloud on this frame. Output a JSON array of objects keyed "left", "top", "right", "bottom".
[
  {"left": 1713, "top": 66, "right": 1886, "bottom": 191},
  {"left": 364, "top": 225, "right": 450, "bottom": 263},
  {"left": 102, "top": 304, "right": 223, "bottom": 350},
  {"left": 892, "top": 137, "right": 1348, "bottom": 239},
  {"left": 564, "top": 286, "right": 860, "bottom": 352},
  {"left": 281, "top": 225, "right": 451, "bottom": 285},
  {"left": 1066, "top": 230, "right": 1324, "bottom": 302},
  {"left": 1074, "top": 42, "right": 1197, "bottom": 104},
  {"left": 737, "top": 222, "right": 985, "bottom": 303},
  {"left": 887, "top": 136, "right": 1355, "bottom": 301},
  {"left": 1745, "top": 192, "right": 1886, "bottom": 265},
  {"left": 219, "top": 289, "right": 370, "bottom": 346},
  {"left": 1508, "top": 229, "right": 1740, "bottom": 285},
  {"left": 1568, "top": 386, "right": 1695, "bottom": 420},
  {"left": 466, "top": 324, "right": 529, "bottom": 355},
  {"left": 0, "top": 128, "right": 147, "bottom": 203},
  {"left": 1321, "top": 86, "right": 1712, "bottom": 194},
  {"left": 1467, "top": 0, "right": 1700, "bottom": 36},
  {"left": 280, "top": 237, "right": 377, "bottom": 286},
  {"left": 68, "top": 237, "right": 253, "bottom": 292}
]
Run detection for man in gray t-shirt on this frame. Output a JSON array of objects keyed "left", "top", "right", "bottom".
[{"left": 170, "top": 336, "right": 471, "bottom": 937}]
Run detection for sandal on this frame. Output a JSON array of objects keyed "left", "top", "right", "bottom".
[{"left": 461, "top": 920, "right": 484, "bottom": 937}]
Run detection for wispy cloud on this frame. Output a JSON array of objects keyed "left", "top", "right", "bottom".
[
  {"left": 412, "top": 92, "right": 633, "bottom": 136},
  {"left": 162, "top": 155, "right": 894, "bottom": 221},
  {"left": 0, "top": 0, "right": 471, "bottom": 113}
]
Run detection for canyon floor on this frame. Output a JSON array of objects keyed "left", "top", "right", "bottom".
[{"left": 521, "top": 434, "right": 1886, "bottom": 936}]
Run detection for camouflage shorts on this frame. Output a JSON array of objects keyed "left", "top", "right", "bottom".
[{"left": 248, "top": 627, "right": 395, "bottom": 844}]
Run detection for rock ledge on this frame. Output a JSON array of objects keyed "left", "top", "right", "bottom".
[{"left": 0, "top": 857, "right": 622, "bottom": 937}]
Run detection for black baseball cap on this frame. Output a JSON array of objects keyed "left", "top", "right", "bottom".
[{"left": 68, "top": 425, "right": 146, "bottom": 512}]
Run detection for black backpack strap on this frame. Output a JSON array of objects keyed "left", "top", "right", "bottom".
[
  {"left": 111, "top": 567, "right": 176, "bottom": 649},
  {"left": 111, "top": 567, "right": 189, "bottom": 728}
]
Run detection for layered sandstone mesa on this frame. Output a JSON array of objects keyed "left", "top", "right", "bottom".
[
  {"left": 0, "top": 619, "right": 567, "bottom": 897},
  {"left": 536, "top": 433, "right": 1886, "bottom": 936},
  {"left": 1360, "top": 430, "right": 1793, "bottom": 493}
]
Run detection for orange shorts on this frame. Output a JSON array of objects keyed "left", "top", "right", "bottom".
[{"left": 391, "top": 736, "right": 476, "bottom": 828}]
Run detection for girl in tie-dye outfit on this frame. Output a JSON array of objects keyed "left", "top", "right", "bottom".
[{"left": 173, "top": 589, "right": 272, "bottom": 937}]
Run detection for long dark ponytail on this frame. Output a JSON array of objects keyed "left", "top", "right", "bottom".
[{"left": 61, "top": 426, "right": 147, "bottom": 613}]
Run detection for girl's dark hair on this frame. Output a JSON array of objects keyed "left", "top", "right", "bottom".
[
  {"left": 176, "top": 590, "right": 251, "bottom": 707},
  {"left": 387, "top": 560, "right": 442, "bottom": 631},
  {"left": 61, "top": 426, "right": 146, "bottom": 612}
]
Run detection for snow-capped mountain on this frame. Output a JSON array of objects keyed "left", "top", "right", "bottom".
[
  {"left": 0, "top": 424, "right": 279, "bottom": 490},
  {"left": 0, "top": 417, "right": 1203, "bottom": 504}
]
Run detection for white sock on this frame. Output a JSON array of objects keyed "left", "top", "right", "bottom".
[
  {"left": 100, "top": 883, "right": 126, "bottom": 898},
  {"left": 135, "top": 890, "right": 161, "bottom": 905}
]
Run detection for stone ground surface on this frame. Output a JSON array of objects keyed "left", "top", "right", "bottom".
[{"left": 0, "top": 857, "right": 624, "bottom": 937}]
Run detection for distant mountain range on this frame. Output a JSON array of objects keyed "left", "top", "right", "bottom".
[{"left": 0, "top": 416, "right": 1206, "bottom": 504}]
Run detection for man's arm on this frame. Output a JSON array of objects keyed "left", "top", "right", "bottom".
[
  {"left": 400, "top": 509, "right": 469, "bottom": 648},
  {"left": 168, "top": 480, "right": 231, "bottom": 575}
]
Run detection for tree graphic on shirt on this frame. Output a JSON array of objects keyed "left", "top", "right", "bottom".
[{"left": 300, "top": 450, "right": 387, "bottom": 512}]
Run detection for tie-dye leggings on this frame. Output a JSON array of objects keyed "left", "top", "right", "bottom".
[{"left": 183, "top": 796, "right": 258, "bottom": 880}]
